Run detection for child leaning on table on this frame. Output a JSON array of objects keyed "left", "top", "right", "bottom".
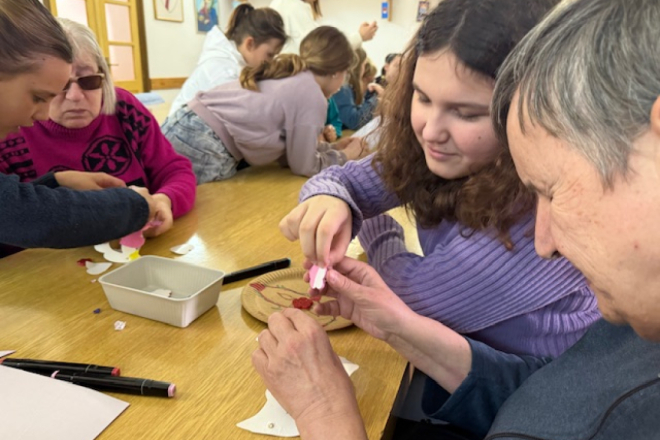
[
  {"left": 168, "top": 3, "right": 287, "bottom": 118},
  {"left": 162, "top": 26, "right": 369, "bottom": 184}
]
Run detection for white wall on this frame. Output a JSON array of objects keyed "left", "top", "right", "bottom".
[
  {"left": 143, "top": 0, "right": 439, "bottom": 83},
  {"left": 143, "top": 0, "right": 210, "bottom": 79}
]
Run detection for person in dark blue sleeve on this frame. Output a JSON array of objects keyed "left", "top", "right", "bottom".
[{"left": 0, "top": 0, "right": 156, "bottom": 251}]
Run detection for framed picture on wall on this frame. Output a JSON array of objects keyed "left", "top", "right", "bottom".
[
  {"left": 195, "top": 0, "right": 219, "bottom": 33},
  {"left": 154, "top": 0, "right": 184, "bottom": 22},
  {"left": 417, "top": 1, "right": 430, "bottom": 22}
]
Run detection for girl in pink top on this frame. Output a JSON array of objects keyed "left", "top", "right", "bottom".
[{"left": 0, "top": 19, "right": 196, "bottom": 237}]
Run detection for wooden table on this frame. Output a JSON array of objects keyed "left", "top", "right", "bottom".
[{"left": 0, "top": 165, "right": 407, "bottom": 440}]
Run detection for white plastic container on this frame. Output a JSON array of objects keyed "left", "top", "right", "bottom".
[{"left": 98, "top": 256, "right": 225, "bottom": 328}]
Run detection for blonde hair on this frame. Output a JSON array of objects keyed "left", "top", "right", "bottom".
[
  {"left": 240, "top": 26, "right": 353, "bottom": 91},
  {"left": 348, "top": 48, "right": 367, "bottom": 105},
  {"left": 58, "top": 18, "right": 116, "bottom": 115},
  {"left": 363, "top": 59, "right": 377, "bottom": 83}
]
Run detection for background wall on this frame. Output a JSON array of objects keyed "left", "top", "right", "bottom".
[
  {"left": 143, "top": 0, "right": 210, "bottom": 79},
  {"left": 143, "top": 0, "right": 440, "bottom": 91}
]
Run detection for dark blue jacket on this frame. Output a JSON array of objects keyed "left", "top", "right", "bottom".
[
  {"left": 423, "top": 319, "right": 660, "bottom": 439},
  {"left": 0, "top": 172, "right": 148, "bottom": 249}
]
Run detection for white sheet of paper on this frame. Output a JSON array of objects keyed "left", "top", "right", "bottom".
[
  {"left": 351, "top": 115, "right": 382, "bottom": 151},
  {"left": 237, "top": 357, "right": 358, "bottom": 437},
  {"left": 0, "top": 365, "right": 128, "bottom": 440},
  {"left": 0, "top": 350, "right": 15, "bottom": 358}
]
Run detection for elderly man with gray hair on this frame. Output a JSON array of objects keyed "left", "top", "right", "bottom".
[{"left": 248, "top": 0, "right": 660, "bottom": 439}]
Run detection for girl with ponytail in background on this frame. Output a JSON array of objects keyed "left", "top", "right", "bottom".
[
  {"left": 168, "top": 3, "right": 287, "bottom": 117},
  {"left": 163, "top": 26, "right": 368, "bottom": 184}
]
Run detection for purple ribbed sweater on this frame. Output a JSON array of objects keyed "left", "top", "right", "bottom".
[{"left": 299, "top": 156, "right": 600, "bottom": 357}]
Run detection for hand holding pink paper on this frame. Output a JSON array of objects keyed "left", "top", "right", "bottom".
[
  {"left": 144, "top": 194, "right": 174, "bottom": 238},
  {"left": 119, "top": 220, "right": 163, "bottom": 249}
]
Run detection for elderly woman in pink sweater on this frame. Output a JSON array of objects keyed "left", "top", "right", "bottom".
[{"left": 0, "top": 19, "right": 196, "bottom": 237}]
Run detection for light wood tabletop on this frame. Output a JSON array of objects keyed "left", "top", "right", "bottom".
[{"left": 0, "top": 165, "right": 408, "bottom": 440}]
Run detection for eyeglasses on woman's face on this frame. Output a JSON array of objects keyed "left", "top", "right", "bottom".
[{"left": 63, "top": 73, "right": 105, "bottom": 92}]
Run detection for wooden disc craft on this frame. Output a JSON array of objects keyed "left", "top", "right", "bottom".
[{"left": 241, "top": 268, "right": 352, "bottom": 331}]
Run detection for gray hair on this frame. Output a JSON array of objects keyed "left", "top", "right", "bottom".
[
  {"left": 58, "top": 18, "right": 116, "bottom": 115},
  {"left": 492, "top": 0, "right": 660, "bottom": 185}
]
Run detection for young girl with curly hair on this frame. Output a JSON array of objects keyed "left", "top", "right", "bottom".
[{"left": 280, "top": 0, "right": 598, "bottom": 361}]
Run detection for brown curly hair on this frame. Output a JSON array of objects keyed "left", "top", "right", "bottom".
[{"left": 373, "top": 0, "right": 558, "bottom": 248}]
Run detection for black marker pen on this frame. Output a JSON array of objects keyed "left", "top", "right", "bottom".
[
  {"left": 223, "top": 258, "right": 291, "bottom": 284},
  {"left": 0, "top": 358, "right": 120, "bottom": 376},
  {"left": 51, "top": 371, "right": 176, "bottom": 398}
]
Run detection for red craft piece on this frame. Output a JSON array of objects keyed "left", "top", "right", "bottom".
[
  {"left": 77, "top": 258, "right": 93, "bottom": 267},
  {"left": 292, "top": 297, "right": 313, "bottom": 310},
  {"left": 250, "top": 283, "right": 266, "bottom": 292}
]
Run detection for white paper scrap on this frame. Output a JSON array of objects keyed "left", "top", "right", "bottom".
[
  {"left": 310, "top": 265, "right": 327, "bottom": 290},
  {"left": 170, "top": 243, "right": 194, "bottom": 255},
  {"left": 0, "top": 365, "right": 128, "bottom": 440},
  {"left": 237, "top": 356, "right": 358, "bottom": 437},
  {"left": 0, "top": 350, "right": 15, "bottom": 358},
  {"left": 114, "top": 320, "right": 126, "bottom": 331},
  {"left": 93, "top": 243, "right": 137, "bottom": 263},
  {"left": 149, "top": 288, "right": 172, "bottom": 298},
  {"left": 85, "top": 261, "right": 112, "bottom": 275}
]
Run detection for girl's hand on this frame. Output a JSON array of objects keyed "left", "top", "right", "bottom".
[
  {"left": 358, "top": 21, "right": 378, "bottom": 41},
  {"left": 367, "top": 83, "right": 385, "bottom": 97},
  {"left": 55, "top": 171, "right": 126, "bottom": 191},
  {"left": 323, "top": 124, "right": 337, "bottom": 142},
  {"left": 332, "top": 137, "right": 355, "bottom": 150},
  {"left": 310, "top": 257, "right": 411, "bottom": 342},
  {"left": 342, "top": 138, "right": 369, "bottom": 161},
  {"left": 129, "top": 186, "right": 158, "bottom": 224},
  {"left": 279, "top": 195, "right": 353, "bottom": 267},
  {"left": 143, "top": 193, "right": 174, "bottom": 237}
]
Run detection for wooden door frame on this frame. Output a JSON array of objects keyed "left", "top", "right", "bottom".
[
  {"left": 43, "top": 0, "right": 150, "bottom": 92},
  {"left": 135, "top": 0, "right": 150, "bottom": 92}
]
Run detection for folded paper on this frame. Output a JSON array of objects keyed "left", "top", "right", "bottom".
[{"left": 309, "top": 265, "right": 327, "bottom": 290}]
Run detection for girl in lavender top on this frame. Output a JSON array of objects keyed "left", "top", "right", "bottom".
[{"left": 280, "top": 0, "right": 599, "bottom": 361}]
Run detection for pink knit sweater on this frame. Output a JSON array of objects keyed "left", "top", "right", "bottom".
[{"left": 0, "top": 88, "right": 195, "bottom": 217}]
